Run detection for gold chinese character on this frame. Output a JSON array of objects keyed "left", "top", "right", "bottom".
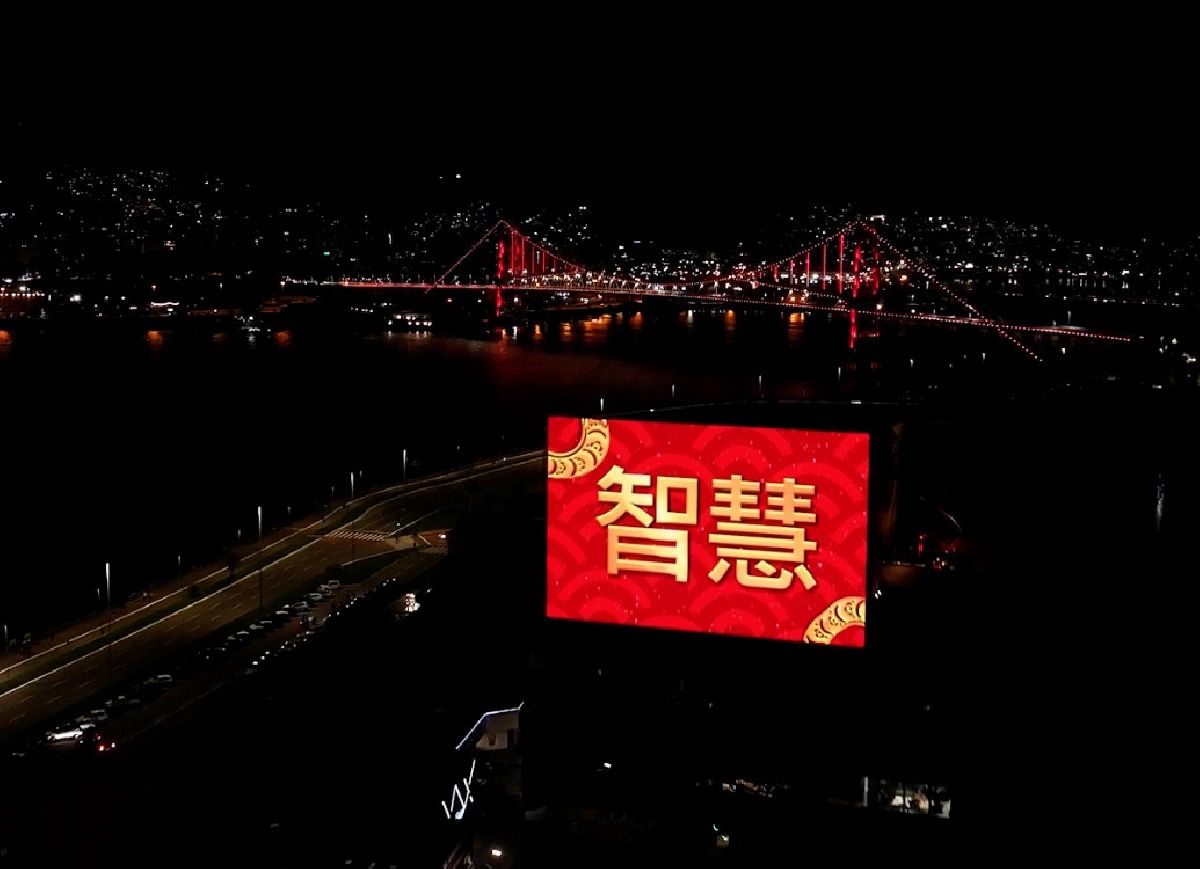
[
  {"left": 597, "top": 468, "right": 699, "bottom": 529},
  {"left": 707, "top": 521, "right": 817, "bottom": 591},
  {"left": 712, "top": 475, "right": 761, "bottom": 521},
  {"left": 608, "top": 526, "right": 689, "bottom": 583},
  {"left": 596, "top": 464, "right": 653, "bottom": 527},
  {"left": 764, "top": 478, "right": 816, "bottom": 525},
  {"left": 655, "top": 476, "right": 698, "bottom": 525}
]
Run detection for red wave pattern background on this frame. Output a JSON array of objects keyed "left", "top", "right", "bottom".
[{"left": 546, "top": 417, "right": 869, "bottom": 646}]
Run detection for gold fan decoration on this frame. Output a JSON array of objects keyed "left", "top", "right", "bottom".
[
  {"left": 547, "top": 418, "right": 610, "bottom": 480},
  {"left": 802, "top": 595, "right": 866, "bottom": 644}
]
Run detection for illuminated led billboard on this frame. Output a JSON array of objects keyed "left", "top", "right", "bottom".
[{"left": 546, "top": 418, "right": 869, "bottom": 646}]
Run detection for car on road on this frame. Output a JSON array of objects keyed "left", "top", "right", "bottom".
[
  {"left": 307, "top": 592, "right": 324, "bottom": 604},
  {"left": 235, "top": 630, "right": 251, "bottom": 644},
  {"left": 143, "top": 674, "right": 175, "bottom": 693},
  {"left": 46, "top": 724, "right": 86, "bottom": 742},
  {"left": 249, "top": 622, "right": 266, "bottom": 635},
  {"left": 109, "top": 694, "right": 141, "bottom": 711},
  {"left": 273, "top": 609, "right": 291, "bottom": 623},
  {"left": 199, "top": 645, "right": 227, "bottom": 663},
  {"left": 80, "top": 729, "right": 117, "bottom": 754}
]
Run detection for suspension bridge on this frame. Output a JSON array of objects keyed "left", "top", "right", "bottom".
[{"left": 327, "top": 218, "right": 1138, "bottom": 364}]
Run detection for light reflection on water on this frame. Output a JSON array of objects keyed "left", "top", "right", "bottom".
[{"left": 0, "top": 307, "right": 1152, "bottom": 623}]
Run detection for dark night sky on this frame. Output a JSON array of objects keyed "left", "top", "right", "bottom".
[{"left": 6, "top": 24, "right": 1195, "bottom": 245}]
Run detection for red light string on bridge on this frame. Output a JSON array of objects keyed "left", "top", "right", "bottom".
[
  {"left": 837, "top": 233, "right": 845, "bottom": 295},
  {"left": 432, "top": 221, "right": 507, "bottom": 287},
  {"left": 498, "top": 220, "right": 663, "bottom": 289},
  {"left": 431, "top": 219, "right": 1123, "bottom": 360},
  {"left": 747, "top": 279, "right": 1128, "bottom": 341},
  {"left": 757, "top": 220, "right": 858, "bottom": 275},
  {"left": 850, "top": 220, "right": 1044, "bottom": 362},
  {"left": 852, "top": 243, "right": 862, "bottom": 298},
  {"left": 334, "top": 278, "right": 1130, "bottom": 345},
  {"left": 502, "top": 218, "right": 857, "bottom": 293},
  {"left": 497, "top": 220, "right": 585, "bottom": 279}
]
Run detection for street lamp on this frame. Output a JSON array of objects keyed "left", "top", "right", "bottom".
[
  {"left": 403, "top": 448, "right": 408, "bottom": 483},
  {"left": 349, "top": 471, "right": 355, "bottom": 500},
  {"left": 257, "top": 505, "right": 263, "bottom": 541}
]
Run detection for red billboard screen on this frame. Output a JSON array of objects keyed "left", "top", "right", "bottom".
[{"left": 546, "top": 418, "right": 870, "bottom": 646}]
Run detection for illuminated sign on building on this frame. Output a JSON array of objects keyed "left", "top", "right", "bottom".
[{"left": 546, "top": 418, "right": 869, "bottom": 646}]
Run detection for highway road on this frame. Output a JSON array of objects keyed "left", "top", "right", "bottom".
[
  {"left": 0, "top": 454, "right": 542, "bottom": 744},
  {"left": 106, "top": 548, "right": 447, "bottom": 752}
]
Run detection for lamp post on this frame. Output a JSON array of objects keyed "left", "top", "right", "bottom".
[
  {"left": 257, "top": 505, "right": 263, "bottom": 541},
  {"left": 403, "top": 449, "right": 407, "bottom": 483},
  {"left": 104, "top": 563, "right": 113, "bottom": 690}
]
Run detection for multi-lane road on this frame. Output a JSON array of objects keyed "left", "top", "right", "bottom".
[{"left": 0, "top": 453, "right": 542, "bottom": 744}]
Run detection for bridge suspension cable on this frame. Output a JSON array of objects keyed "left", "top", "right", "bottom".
[{"left": 417, "top": 214, "right": 1144, "bottom": 360}]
